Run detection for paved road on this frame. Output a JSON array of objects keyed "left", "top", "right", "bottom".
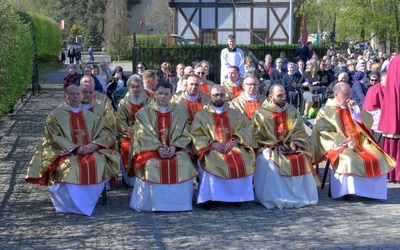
[{"left": 0, "top": 65, "right": 399, "bottom": 249}]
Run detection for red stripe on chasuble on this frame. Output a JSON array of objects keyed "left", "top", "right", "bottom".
[
  {"left": 160, "top": 158, "right": 178, "bottom": 184},
  {"left": 272, "top": 111, "right": 307, "bottom": 176},
  {"left": 156, "top": 111, "right": 172, "bottom": 147},
  {"left": 232, "top": 85, "right": 242, "bottom": 99},
  {"left": 68, "top": 111, "right": 98, "bottom": 184},
  {"left": 338, "top": 108, "right": 381, "bottom": 177},
  {"left": 120, "top": 138, "right": 131, "bottom": 169},
  {"left": 272, "top": 111, "right": 289, "bottom": 143},
  {"left": 223, "top": 149, "right": 247, "bottom": 178},
  {"left": 185, "top": 99, "right": 203, "bottom": 122},
  {"left": 199, "top": 83, "right": 210, "bottom": 95},
  {"left": 287, "top": 153, "right": 306, "bottom": 176},
  {"left": 129, "top": 103, "right": 143, "bottom": 125},
  {"left": 77, "top": 155, "right": 98, "bottom": 185},
  {"left": 156, "top": 111, "right": 179, "bottom": 183},
  {"left": 212, "top": 113, "right": 247, "bottom": 178},
  {"left": 244, "top": 100, "right": 260, "bottom": 120}
]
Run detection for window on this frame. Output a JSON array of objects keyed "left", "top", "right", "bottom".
[
  {"left": 218, "top": 0, "right": 253, "bottom": 2},
  {"left": 202, "top": 32, "right": 216, "bottom": 44},
  {"left": 252, "top": 31, "right": 267, "bottom": 45}
]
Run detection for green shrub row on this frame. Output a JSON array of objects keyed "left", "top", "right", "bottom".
[
  {"left": 136, "top": 44, "right": 326, "bottom": 79},
  {"left": 18, "top": 12, "right": 62, "bottom": 62},
  {"left": 0, "top": 4, "right": 34, "bottom": 116}
]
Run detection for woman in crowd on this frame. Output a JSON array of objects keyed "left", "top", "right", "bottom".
[{"left": 297, "top": 59, "right": 322, "bottom": 118}]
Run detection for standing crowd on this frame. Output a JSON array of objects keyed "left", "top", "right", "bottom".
[{"left": 26, "top": 35, "right": 399, "bottom": 216}]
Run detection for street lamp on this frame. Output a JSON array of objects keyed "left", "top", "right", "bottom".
[{"left": 147, "top": 28, "right": 153, "bottom": 46}]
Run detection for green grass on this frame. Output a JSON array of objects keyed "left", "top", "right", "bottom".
[{"left": 38, "top": 61, "right": 60, "bottom": 72}]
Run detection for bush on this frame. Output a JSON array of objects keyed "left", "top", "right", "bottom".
[
  {"left": 0, "top": 4, "right": 34, "bottom": 116},
  {"left": 137, "top": 44, "right": 326, "bottom": 80},
  {"left": 18, "top": 12, "right": 61, "bottom": 62},
  {"left": 30, "top": 13, "right": 61, "bottom": 62}
]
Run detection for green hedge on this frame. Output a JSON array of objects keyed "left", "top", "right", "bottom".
[
  {"left": 137, "top": 44, "right": 326, "bottom": 80},
  {"left": 0, "top": 4, "right": 34, "bottom": 116},
  {"left": 29, "top": 13, "right": 61, "bottom": 61}
]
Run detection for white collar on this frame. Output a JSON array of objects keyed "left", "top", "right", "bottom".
[
  {"left": 211, "top": 104, "right": 224, "bottom": 114},
  {"left": 68, "top": 105, "right": 80, "bottom": 113},
  {"left": 244, "top": 93, "right": 258, "bottom": 101},
  {"left": 144, "top": 86, "right": 153, "bottom": 92},
  {"left": 157, "top": 105, "right": 168, "bottom": 113},
  {"left": 185, "top": 91, "right": 199, "bottom": 102},
  {"left": 232, "top": 79, "right": 241, "bottom": 87},
  {"left": 82, "top": 103, "right": 91, "bottom": 110}
]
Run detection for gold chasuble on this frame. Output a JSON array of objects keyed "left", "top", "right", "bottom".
[
  {"left": 199, "top": 81, "right": 215, "bottom": 95},
  {"left": 191, "top": 104, "right": 257, "bottom": 179},
  {"left": 171, "top": 91, "right": 210, "bottom": 124},
  {"left": 230, "top": 92, "right": 267, "bottom": 120},
  {"left": 26, "top": 104, "right": 120, "bottom": 186},
  {"left": 253, "top": 101, "right": 315, "bottom": 178},
  {"left": 87, "top": 101, "right": 116, "bottom": 147},
  {"left": 311, "top": 99, "right": 395, "bottom": 177},
  {"left": 116, "top": 94, "right": 152, "bottom": 169},
  {"left": 93, "top": 91, "right": 115, "bottom": 124},
  {"left": 221, "top": 80, "right": 243, "bottom": 101},
  {"left": 131, "top": 101, "right": 198, "bottom": 184}
]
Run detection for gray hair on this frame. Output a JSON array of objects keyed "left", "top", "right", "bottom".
[{"left": 127, "top": 74, "right": 143, "bottom": 87}]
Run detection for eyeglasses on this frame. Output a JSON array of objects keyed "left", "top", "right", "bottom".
[
  {"left": 370, "top": 79, "right": 378, "bottom": 82},
  {"left": 196, "top": 72, "right": 206, "bottom": 75},
  {"left": 211, "top": 93, "right": 226, "bottom": 97},
  {"left": 244, "top": 83, "right": 259, "bottom": 87},
  {"left": 137, "top": 66, "right": 144, "bottom": 69}
]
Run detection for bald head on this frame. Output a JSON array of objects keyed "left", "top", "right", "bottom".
[
  {"left": 80, "top": 75, "right": 95, "bottom": 87},
  {"left": 333, "top": 82, "right": 351, "bottom": 105},
  {"left": 210, "top": 84, "right": 226, "bottom": 94},
  {"left": 333, "top": 81, "right": 350, "bottom": 94}
]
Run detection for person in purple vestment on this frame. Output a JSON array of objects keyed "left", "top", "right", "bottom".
[
  {"left": 378, "top": 56, "right": 400, "bottom": 182},
  {"left": 362, "top": 72, "right": 385, "bottom": 144}
]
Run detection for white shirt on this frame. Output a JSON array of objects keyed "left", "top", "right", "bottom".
[{"left": 220, "top": 47, "right": 245, "bottom": 83}]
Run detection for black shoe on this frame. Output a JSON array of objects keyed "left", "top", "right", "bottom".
[
  {"left": 342, "top": 194, "right": 355, "bottom": 201},
  {"left": 200, "top": 201, "right": 213, "bottom": 210},
  {"left": 231, "top": 202, "right": 243, "bottom": 207}
]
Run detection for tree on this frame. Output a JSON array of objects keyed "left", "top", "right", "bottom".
[
  {"left": 104, "top": 0, "right": 129, "bottom": 60},
  {"left": 7, "top": 0, "right": 141, "bottom": 47},
  {"left": 83, "top": 0, "right": 103, "bottom": 47},
  {"left": 302, "top": 0, "right": 400, "bottom": 52},
  {"left": 143, "top": 1, "right": 173, "bottom": 34}
]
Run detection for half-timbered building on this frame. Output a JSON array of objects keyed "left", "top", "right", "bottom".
[{"left": 168, "top": 0, "right": 299, "bottom": 45}]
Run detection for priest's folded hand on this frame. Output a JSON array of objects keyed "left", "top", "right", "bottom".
[
  {"left": 224, "top": 139, "right": 238, "bottom": 154},
  {"left": 212, "top": 142, "right": 225, "bottom": 154},
  {"left": 76, "top": 143, "right": 99, "bottom": 156},
  {"left": 126, "top": 125, "right": 135, "bottom": 134},
  {"left": 165, "top": 146, "right": 176, "bottom": 158}
]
